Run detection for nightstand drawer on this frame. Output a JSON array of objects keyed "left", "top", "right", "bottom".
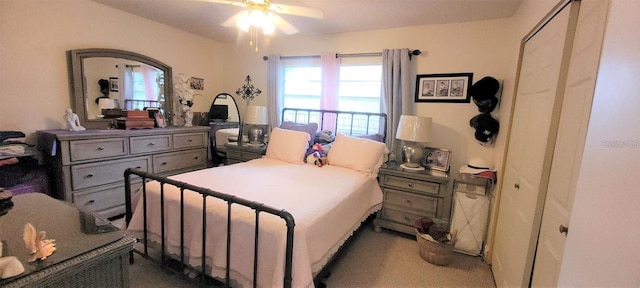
[
  {"left": 227, "top": 150, "right": 261, "bottom": 161},
  {"left": 130, "top": 135, "right": 172, "bottom": 154},
  {"left": 153, "top": 149, "right": 206, "bottom": 174},
  {"left": 71, "top": 157, "right": 150, "bottom": 190},
  {"left": 174, "top": 132, "right": 206, "bottom": 149},
  {"left": 69, "top": 138, "right": 128, "bottom": 161},
  {"left": 384, "top": 188, "right": 438, "bottom": 213},
  {"left": 381, "top": 174, "right": 440, "bottom": 195},
  {"left": 382, "top": 208, "right": 434, "bottom": 227}
]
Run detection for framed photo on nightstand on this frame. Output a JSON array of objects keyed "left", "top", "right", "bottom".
[{"left": 422, "top": 147, "right": 451, "bottom": 172}]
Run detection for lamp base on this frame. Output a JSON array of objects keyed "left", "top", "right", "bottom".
[{"left": 400, "top": 163, "right": 425, "bottom": 171}]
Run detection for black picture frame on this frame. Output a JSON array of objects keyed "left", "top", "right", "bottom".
[
  {"left": 415, "top": 73, "right": 473, "bottom": 103},
  {"left": 421, "top": 147, "right": 452, "bottom": 172},
  {"left": 109, "top": 77, "right": 119, "bottom": 92}
]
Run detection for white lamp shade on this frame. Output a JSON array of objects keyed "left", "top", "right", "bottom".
[
  {"left": 98, "top": 98, "right": 117, "bottom": 111},
  {"left": 395, "top": 115, "right": 432, "bottom": 143},
  {"left": 244, "top": 105, "right": 268, "bottom": 125}
]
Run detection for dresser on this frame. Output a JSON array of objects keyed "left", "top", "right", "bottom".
[
  {"left": 224, "top": 142, "right": 267, "bottom": 164},
  {"left": 374, "top": 163, "right": 452, "bottom": 235},
  {"left": 37, "top": 126, "right": 209, "bottom": 218}
]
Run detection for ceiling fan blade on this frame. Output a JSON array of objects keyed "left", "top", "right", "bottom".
[
  {"left": 198, "top": 0, "right": 246, "bottom": 8},
  {"left": 273, "top": 15, "right": 299, "bottom": 35},
  {"left": 269, "top": 3, "right": 324, "bottom": 19}
]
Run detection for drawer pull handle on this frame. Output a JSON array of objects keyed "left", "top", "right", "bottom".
[
  {"left": 514, "top": 183, "right": 520, "bottom": 189},
  {"left": 406, "top": 199, "right": 412, "bottom": 205},
  {"left": 97, "top": 147, "right": 105, "bottom": 151},
  {"left": 135, "top": 166, "right": 142, "bottom": 169},
  {"left": 148, "top": 142, "right": 155, "bottom": 146},
  {"left": 161, "top": 162, "right": 167, "bottom": 166},
  {"left": 407, "top": 183, "right": 413, "bottom": 188},
  {"left": 188, "top": 139, "right": 193, "bottom": 142},
  {"left": 404, "top": 216, "right": 411, "bottom": 222},
  {"left": 194, "top": 156, "right": 199, "bottom": 160},
  {"left": 86, "top": 174, "right": 94, "bottom": 178},
  {"left": 85, "top": 200, "right": 95, "bottom": 205}
]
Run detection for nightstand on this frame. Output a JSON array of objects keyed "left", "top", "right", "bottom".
[
  {"left": 374, "top": 163, "right": 452, "bottom": 235},
  {"left": 224, "top": 142, "right": 267, "bottom": 164}
]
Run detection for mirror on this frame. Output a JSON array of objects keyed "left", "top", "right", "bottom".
[
  {"left": 68, "top": 48, "right": 173, "bottom": 129},
  {"left": 210, "top": 93, "right": 240, "bottom": 123}
]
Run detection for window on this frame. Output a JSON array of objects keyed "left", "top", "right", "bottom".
[{"left": 281, "top": 56, "right": 383, "bottom": 135}]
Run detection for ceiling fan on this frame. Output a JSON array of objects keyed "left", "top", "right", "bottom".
[{"left": 203, "top": 0, "right": 324, "bottom": 35}]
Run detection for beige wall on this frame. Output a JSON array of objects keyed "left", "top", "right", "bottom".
[
  {"left": 0, "top": 0, "right": 224, "bottom": 142},
  {"left": 222, "top": 18, "right": 517, "bottom": 174}
]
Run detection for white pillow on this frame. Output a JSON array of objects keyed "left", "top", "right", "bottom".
[
  {"left": 327, "top": 133, "right": 389, "bottom": 178},
  {"left": 265, "top": 127, "right": 310, "bottom": 164}
]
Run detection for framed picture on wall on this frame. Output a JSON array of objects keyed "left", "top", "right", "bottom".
[
  {"left": 109, "top": 77, "right": 119, "bottom": 92},
  {"left": 190, "top": 77, "right": 204, "bottom": 90},
  {"left": 415, "top": 73, "right": 473, "bottom": 103},
  {"left": 422, "top": 147, "right": 452, "bottom": 172}
]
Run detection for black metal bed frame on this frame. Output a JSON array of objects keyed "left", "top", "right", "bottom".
[
  {"left": 124, "top": 169, "right": 295, "bottom": 288},
  {"left": 124, "top": 108, "right": 387, "bottom": 288}
]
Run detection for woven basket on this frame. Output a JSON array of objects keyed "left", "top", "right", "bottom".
[{"left": 416, "top": 229, "right": 456, "bottom": 266}]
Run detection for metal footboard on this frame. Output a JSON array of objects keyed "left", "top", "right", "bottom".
[{"left": 124, "top": 168, "right": 295, "bottom": 288}]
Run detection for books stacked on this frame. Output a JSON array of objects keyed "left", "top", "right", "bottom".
[{"left": 115, "top": 111, "right": 155, "bottom": 130}]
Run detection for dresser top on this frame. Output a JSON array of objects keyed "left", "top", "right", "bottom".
[{"left": 37, "top": 126, "right": 209, "bottom": 140}]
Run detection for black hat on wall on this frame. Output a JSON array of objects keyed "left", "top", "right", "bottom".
[
  {"left": 470, "top": 77, "right": 500, "bottom": 101},
  {"left": 473, "top": 96, "right": 499, "bottom": 113},
  {"left": 470, "top": 113, "right": 500, "bottom": 143}
]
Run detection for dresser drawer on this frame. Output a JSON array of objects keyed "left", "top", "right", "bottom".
[
  {"left": 69, "top": 138, "right": 127, "bottom": 161},
  {"left": 71, "top": 157, "right": 151, "bottom": 190},
  {"left": 384, "top": 188, "right": 438, "bottom": 213},
  {"left": 130, "top": 135, "right": 172, "bottom": 154},
  {"left": 382, "top": 208, "right": 434, "bottom": 227},
  {"left": 174, "top": 132, "right": 206, "bottom": 149},
  {"left": 73, "top": 181, "right": 143, "bottom": 212},
  {"left": 153, "top": 149, "right": 206, "bottom": 174},
  {"left": 381, "top": 174, "right": 440, "bottom": 195}
]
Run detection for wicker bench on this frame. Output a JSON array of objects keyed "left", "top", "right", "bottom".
[{"left": 0, "top": 193, "right": 136, "bottom": 287}]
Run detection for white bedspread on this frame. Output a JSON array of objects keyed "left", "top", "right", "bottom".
[{"left": 127, "top": 158, "right": 382, "bottom": 288}]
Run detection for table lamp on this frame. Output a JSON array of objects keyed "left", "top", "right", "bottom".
[
  {"left": 98, "top": 98, "right": 117, "bottom": 118},
  {"left": 244, "top": 105, "right": 268, "bottom": 145},
  {"left": 396, "top": 115, "right": 432, "bottom": 170}
]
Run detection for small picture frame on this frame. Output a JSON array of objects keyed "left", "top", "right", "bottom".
[
  {"left": 422, "top": 147, "right": 452, "bottom": 172},
  {"left": 154, "top": 111, "right": 166, "bottom": 128},
  {"left": 190, "top": 77, "right": 204, "bottom": 90},
  {"left": 109, "top": 77, "right": 119, "bottom": 92},
  {"left": 415, "top": 73, "right": 473, "bottom": 103}
]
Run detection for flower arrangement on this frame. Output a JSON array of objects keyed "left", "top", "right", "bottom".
[{"left": 174, "top": 73, "right": 194, "bottom": 126}]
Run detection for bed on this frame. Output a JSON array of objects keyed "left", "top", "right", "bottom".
[{"left": 125, "top": 108, "right": 388, "bottom": 287}]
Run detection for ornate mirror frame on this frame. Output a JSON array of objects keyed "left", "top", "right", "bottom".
[{"left": 68, "top": 48, "right": 173, "bottom": 129}]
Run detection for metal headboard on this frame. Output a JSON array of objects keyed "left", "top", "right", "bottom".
[{"left": 281, "top": 108, "right": 387, "bottom": 143}]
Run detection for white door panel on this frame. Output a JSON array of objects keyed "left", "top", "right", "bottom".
[
  {"left": 531, "top": 0, "right": 609, "bottom": 286},
  {"left": 492, "top": 3, "right": 577, "bottom": 287}
]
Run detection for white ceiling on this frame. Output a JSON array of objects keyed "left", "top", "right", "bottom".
[{"left": 91, "top": 0, "right": 522, "bottom": 43}]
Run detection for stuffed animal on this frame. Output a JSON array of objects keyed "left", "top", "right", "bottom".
[{"left": 305, "top": 143, "right": 328, "bottom": 167}]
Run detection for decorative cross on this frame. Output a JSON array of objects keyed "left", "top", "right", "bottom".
[{"left": 236, "top": 75, "right": 262, "bottom": 105}]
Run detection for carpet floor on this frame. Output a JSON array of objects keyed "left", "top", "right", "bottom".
[{"left": 126, "top": 222, "right": 496, "bottom": 288}]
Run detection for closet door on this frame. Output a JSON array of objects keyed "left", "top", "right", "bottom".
[
  {"left": 491, "top": 2, "right": 579, "bottom": 287},
  {"left": 530, "top": 0, "right": 609, "bottom": 286}
]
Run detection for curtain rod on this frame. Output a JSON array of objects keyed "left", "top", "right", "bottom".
[
  {"left": 262, "top": 49, "right": 421, "bottom": 61},
  {"left": 115, "top": 64, "right": 141, "bottom": 68}
]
